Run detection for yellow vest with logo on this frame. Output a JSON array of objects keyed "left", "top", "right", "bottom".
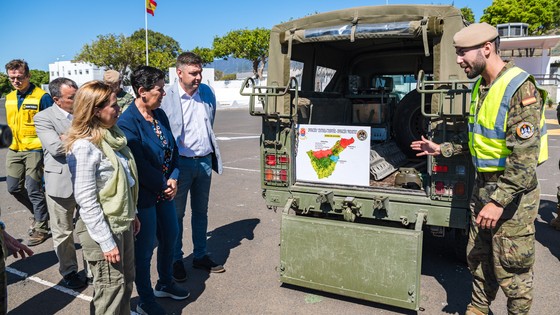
[
  {"left": 5, "top": 86, "right": 46, "bottom": 151},
  {"left": 468, "top": 67, "right": 548, "bottom": 172}
]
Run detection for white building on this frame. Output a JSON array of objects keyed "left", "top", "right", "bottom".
[
  {"left": 48, "top": 61, "right": 104, "bottom": 86},
  {"left": 498, "top": 23, "right": 560, "bottom": 103}
]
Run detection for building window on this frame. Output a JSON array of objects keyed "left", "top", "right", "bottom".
[
  {"left": 51, "top": 71, "right": 55, "bottom": 76},
  {"left": 86, "top": 69, "right": 89, "bottom": 74},
  {"left": 74, "top": 70, "right": 77, "bottom": 75},
  {"left": 79, "top": 70, "right": 83, "bottom": 75},
  {"left": 68, "top": 71, "right": 71, "bottom": 75}
]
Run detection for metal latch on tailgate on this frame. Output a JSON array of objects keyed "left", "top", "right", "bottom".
[
  {"left": 342, "top": 196, "right": 362, "bottom": 222},
  {"left": 316, "top": 190, "right": 335, "bottom": 209}
]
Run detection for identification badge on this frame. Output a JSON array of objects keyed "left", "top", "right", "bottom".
[{"left": 516, "top": 122, "right": 534, "bottom": 139}]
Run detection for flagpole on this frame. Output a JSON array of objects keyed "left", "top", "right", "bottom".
[{"left": 145, "top": 1, "right": 149, "bottom": 66}]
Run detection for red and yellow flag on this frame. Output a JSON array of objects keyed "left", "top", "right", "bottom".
[{"left": 146, "top": 0, "right": 157, "bottom": 16}]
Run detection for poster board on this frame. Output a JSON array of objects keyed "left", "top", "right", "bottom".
[{"left": 296, "top": 124, "right": 370, "bottom": 186}]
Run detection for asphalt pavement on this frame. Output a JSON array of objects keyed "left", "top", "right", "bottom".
[{"left": 0, "top": 101, "right": 558, "bottom": 314}]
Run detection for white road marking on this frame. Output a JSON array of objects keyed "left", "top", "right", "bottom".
[
  {"left": 223, "top": 166, "right": 260, "bottom": 172},
  {"left": 216, "top": 135, "right": 260, "bottom": 141},
  {"left": 6, "top": 267, "right": 141, "bottom": 314},
  {"left": 6, "top": 267, "right": 93, "bottom": 302}
]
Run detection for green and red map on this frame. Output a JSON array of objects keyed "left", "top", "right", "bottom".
[{"left": 307, "top": 137, "right": 355, "bottom": 178}]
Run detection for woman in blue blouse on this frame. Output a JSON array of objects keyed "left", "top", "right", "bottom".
[{"left": 118, "top": 66, "right": 189, "bottom": 315}]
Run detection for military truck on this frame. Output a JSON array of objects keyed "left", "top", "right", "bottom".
[{"left": 241, "top": 5, "right": 473, "bottom": 311}]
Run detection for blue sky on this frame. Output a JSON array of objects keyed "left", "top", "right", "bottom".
[{"left": 0, "top": 0, "right": 492, "bottom": 71}]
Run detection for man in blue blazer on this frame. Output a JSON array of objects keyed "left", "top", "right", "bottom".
[{"left": 161, "top": 52, "right": 224, "bottom": 281}]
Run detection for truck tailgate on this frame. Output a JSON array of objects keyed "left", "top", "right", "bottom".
[{"left": 280, "top": 214, "right": 422, "bottom": 310}]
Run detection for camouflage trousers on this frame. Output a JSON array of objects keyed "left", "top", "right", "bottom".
[
  {"left": 0, "top": 232, "right": 6, "bottom": 315},
  {"left": 467, "top": 178, "right": 539, "bottom": 315}
]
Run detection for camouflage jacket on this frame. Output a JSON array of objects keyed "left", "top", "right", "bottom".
[
  {"left": 117, "top": 90, "right": 135, "bottom": 112},
  {"left": 446, "top": 61, "right": 543, "bottom": 207}
]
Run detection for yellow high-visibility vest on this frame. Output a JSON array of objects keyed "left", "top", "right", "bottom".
[
  {"left": 468, "top": 66, "right": 548, "bottom": 172},
  {"left": 5, "top": 86, "right": 46, "bottom": 151}
]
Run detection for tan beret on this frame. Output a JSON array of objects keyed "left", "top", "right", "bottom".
[
  {"left": 103, "top": 70, "right": 121, "bottom": 83},
  {"left": 453, "top": 22, "right": 499, "bottom": 48}
]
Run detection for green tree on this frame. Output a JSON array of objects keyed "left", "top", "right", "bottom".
[
  {"left": 30, "top": 69, "right": 49, "bottom": 87},
  {"left": 214, "top": 69, "right": 224, "bottom": 80},
  {"left": 191, "top": 47, "right": 214, "bottom": 65},
  {"left": 213, "top": 28, "right": 270, "bottom": 79},
  {"left": 75, "top": 34, "right": 143, "bottom": 74},
  {"left": 480, "top": 0, "right": 560, "bottom": 34},
  {"left": 130, "top": 29, "right": 182, "bottom": 70},
  {"left": 75, "top": 30, "right": 182, "bottom": 75},
  {"left": 461, "top": 7, "right": 476, "bottom": 23},
  {"left": 0, "top": 73, "right": 10, "bottom": 98}
]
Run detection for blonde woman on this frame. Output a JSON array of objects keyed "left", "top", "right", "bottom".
[{"left": 65, "top": 81, "right": 140, "bottom": 315}]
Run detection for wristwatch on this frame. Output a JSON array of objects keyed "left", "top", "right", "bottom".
[{"left": 440, "top": 142, "right": 453, "bottom": 158}]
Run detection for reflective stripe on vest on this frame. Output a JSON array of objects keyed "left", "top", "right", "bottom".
[
  {"left": 5, "top": 87, "right": 45, "bottom": 151},
  {"left": 468, "top": 67, "right": 548, "bottom": 172}
]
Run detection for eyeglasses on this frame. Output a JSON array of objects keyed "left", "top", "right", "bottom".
[{"left": 8, "top": 75, "right": 28, "bottom": 82}]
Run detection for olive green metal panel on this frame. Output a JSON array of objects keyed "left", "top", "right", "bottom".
[{"left": 280, "top": 214, "right": 423, "bottom": 310}]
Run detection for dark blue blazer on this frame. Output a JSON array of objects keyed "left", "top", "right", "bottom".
[{"left": 117, "top": 102, "right": 179, "bottom": 208}]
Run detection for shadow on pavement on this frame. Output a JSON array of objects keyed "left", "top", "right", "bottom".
[
  {"left": 421, "top": 232, "right": 472, "bottom": 314},
  {"left": 136, "top": 218, "right": 260, "bottom": 314},
  {"left": 7, "top": 250, "right": 58, "bottom": 284},
  {"left": 7, "top": 249, "right": 89, "bottom": 314},
  {"left": 537, "top": 199, "right": 560, "bottom": 260}
]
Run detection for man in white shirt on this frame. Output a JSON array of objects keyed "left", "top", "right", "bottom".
[
  {"left": 34, "top": 78, "right": 86, "bottom": 289},
  {"left": 161, "top": 52, "right": 224, "bottom": 281}
]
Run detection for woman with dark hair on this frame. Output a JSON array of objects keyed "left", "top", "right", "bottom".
[
  {"left": 66, "top": 80, "right": 140, "bottom": 314},
  {"left": 118, "top": 66, "right": 189, "bottom": 315}
]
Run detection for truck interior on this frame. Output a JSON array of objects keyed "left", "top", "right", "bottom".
[{"left": 290, "top": 31, "right": 435, "bottom": 192}]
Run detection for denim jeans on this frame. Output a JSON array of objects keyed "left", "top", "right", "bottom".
[
  {"left": 174, "top": 155, "right": 212, "bottom": 261},
  {"left": 135, "top": 199, "right": 178, "bottom": 303}
]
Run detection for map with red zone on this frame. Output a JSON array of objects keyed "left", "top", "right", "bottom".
[{"left": 306, "top": 137, "right": 355, "bottom": 179}]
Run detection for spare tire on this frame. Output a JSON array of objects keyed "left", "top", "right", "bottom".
[{"left": 392, "top": 90, "right": 431, "bottom": 157}]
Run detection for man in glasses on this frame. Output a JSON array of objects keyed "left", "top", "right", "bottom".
[{"left": 4, "top": 59, "right": 53, "bottom": 246}]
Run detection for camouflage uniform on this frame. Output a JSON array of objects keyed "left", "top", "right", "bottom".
[
  {"left": 116, "top": 89, "right": 135, "bottom": 113},
  {"left": 467, "top": 62, "right": 542, "bottom": 315},
  {"left": 0, "top": 231, "right": 6, "bottom": 315},
  {"left": 553, "top": 104, "right": 560, "bottom": 230}
]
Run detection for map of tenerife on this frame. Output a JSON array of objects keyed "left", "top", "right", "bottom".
[{"left": 306, "top": 137, "right": 355, "bottom": 179}]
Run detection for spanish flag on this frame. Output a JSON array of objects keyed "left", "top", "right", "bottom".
[{"left": 146, "top": 0, "right": 157, "bottom": 16}]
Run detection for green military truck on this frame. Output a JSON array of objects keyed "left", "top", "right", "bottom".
[{"left": 241, "top": 5, "right": 473, "bottom": 311}]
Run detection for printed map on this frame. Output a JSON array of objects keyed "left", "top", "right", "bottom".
[{"left": 306, "top": 137, "right": 355, "bottom": 178}]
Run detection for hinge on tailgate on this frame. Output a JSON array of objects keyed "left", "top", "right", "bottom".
[
  {"left": 282, "top": 197, "right": 295, "bottom": 214},
  {"left": 415, "top": 211, "right": 428, "bottom": 231}
]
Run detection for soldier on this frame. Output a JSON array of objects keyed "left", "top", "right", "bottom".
[
  {"left": 103, "top": 70, "right": 135, "bottom": 112},
  {"left": 552, "top": 104, "right": 560, "bottom": 230},
  {"left": 411, "top": 23, "right": 547, "bottom": 315}
]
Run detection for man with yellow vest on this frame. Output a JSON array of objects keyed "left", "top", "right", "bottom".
[
  {"left": 4, "top": 59, "right": 53, "bottom": 246},
  {"left": 411, "top": 23, "right": 546, "bottom": 315}
]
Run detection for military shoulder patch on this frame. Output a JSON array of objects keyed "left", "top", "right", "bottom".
[
  {"left": 516, "top": 122, "right": 535, "bottom": 139},
  {"left": 521, "top": 96, "right": 537, "bottom": 106}
]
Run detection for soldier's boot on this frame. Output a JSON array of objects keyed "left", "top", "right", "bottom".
[
  {"left": 465, "top": 304, "right": 487, "bottom": 315},
  {"left": 552, "top": 187, "right": 560, "bottom": 230},
  {"left": 550, "top": 206, "right": 560, "bottom": 231}
]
